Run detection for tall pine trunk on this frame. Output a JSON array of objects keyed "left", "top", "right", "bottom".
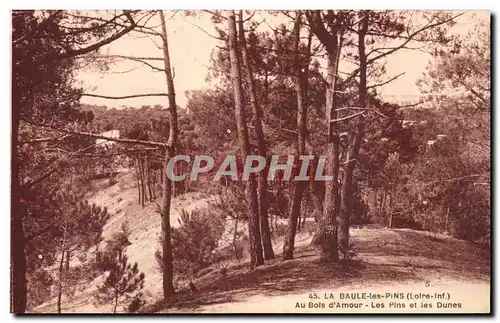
[
  {"left": 238, "top": 11, "right": 274, "bottom": 261},
  {"left": 57, "top": 214, "right": 68, "bottom": 314},
  {"left": 283, "top": 11, "right": 308, "bottom": 260},
  {"left": 11, "top": 189, "right": 27, "bottom": 313},
  {"left": 307, "top": 11, "right": 342, "bottom": 262},
  {"left": 319, "top": 51, "right": 341, "bottom": 263},
  {"left": 11, "top": 100, "right": 27, "bottom": 313},
  {"left": 227, "top": 10, "right": 264, "bottom": 268},
  {"left": 338, "top": 13, "right": 368, "bottom": 255},
  {"left": 159, "top": 10, "right": 176, "bottom": 298}
]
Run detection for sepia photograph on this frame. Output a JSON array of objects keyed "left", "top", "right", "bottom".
[{"left": 10, "top": 9, "right": 491, "bottom": 314}]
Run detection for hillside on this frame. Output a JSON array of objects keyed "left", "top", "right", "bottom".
[
  {"left": 33, "top": 170, "right": 216, "bottom": 313},
  {"left": 148, "top": 228, "right": 489, "bottom": 313},
  {"left": 33, "top": 169, "right": 490, "bottom": 314}
]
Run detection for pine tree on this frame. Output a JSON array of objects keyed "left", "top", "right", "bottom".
[
  {"left": 52, "top": 190, "right": 110, "bottom": 313},
  {"left": 95, "top": 225, "right": 145, "bottom": 313}
]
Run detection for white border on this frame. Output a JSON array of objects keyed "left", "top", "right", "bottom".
[{"left": 1, "top": 2, "right": 497, "bottom": 322}]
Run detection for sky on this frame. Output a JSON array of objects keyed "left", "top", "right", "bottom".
[{"left": 76, "top": 10, "right": 489, "bottom": 110}]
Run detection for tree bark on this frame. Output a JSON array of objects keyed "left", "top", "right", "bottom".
[
  {"left": 57, "top": 213, "right": 70, "bottom": 314},
  {"left": 309, "top": 179, "right": 324, "bottom": 223},
  {"left": 10, "top": 12, "right": 138, "bottom": 314},
  {"left": 159, "top": 10, "right": 177, "bottom": 299},
  {"left": 233, "top": 214, "right": 240, "bottom": 260},
  {"left": 11, "top": 211, "right": 27, "bottom": 313},
  {"left": 238, "top": 11, "right": 274, "bottom": 261},
  {"left": 309, "top": 157, "right": 325, "bottom": 224},
  {"left": 318, "top": 53, "right": 341, "bottom": 262},
  {"left": 11, "top": 103, "right": 27, "bottom": 313},
  {"left": 65, "top": 250, "right": 70, "bottom": 271},
  {"left": 284, "top": 183, "right": 306, "bottom": 259},
  {"left": 134, "top": 156, "right": 142, "bottom": 205},
  {"left": 57, "top": 250, "right": 65, "bottom": 313},
  {"left": 138, "top": 156, "right": 146, "bottom": 206},
  {"left": 338, "top": 12, "right": 368, "bottom": 255},
  {"left": 113, "top": 293, "right": 119, "bottom": 313},
  {"left": 283, "top": 11, "right": 308, "bottom": 260},
  {"left": 297, "top": 211, "right": 302, "bottom": 231},
  {"left": 390, "top": 187, "right": 397, "bottom": 228},
  {"left": 11, "top": 198, "right": 27, "bottom": 314},
  {"left": 227, "top": 10, "right": 264, "bottom": 268},
  {"left": 146, "top": 157, "right": 153, "bottom": 201},
  {"left": 307, "top": 11, "right": 343, "bottom": 263},
  {"left": 388, "top": 193, "right": 394, "bottom": 228},
  {"left": 381, "top": 190, "right": 387, "bottom": 215},
  {"left": 150, "top": 166, "right": 156, "bottom": 200}
]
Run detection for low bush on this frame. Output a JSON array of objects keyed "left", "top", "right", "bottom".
[{"left": 156, "top": 209, "right": 225, "bottom": 278}]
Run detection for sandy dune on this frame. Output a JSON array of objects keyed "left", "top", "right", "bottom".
[{"left": 33, "top": 171, "right": 490, "bottom": 314}]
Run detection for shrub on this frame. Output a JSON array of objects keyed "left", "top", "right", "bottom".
[{"left": 156, "top": 209, "right": 225, "bottom": 278}]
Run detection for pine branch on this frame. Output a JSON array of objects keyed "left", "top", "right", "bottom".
[
  {"left": 367, "top": 72, "right": 405, "bottom": 89},
  {"left": 398, "top": 101, "right": 424, "bottom": 109},
  {"left": 330, "top": 111, "right": 366, "bottom": 123},
  {"left": 44, "top": 147, "right": 159, "bottom": 157},
  {"left": 203, "top": 10, "right": 227, "bottom": 20},
  {"left": 89, "top": 55, "right": 164, "bottom": 61},
  {"left": 25, "top": 220, "right": 60, "bottom": 242},
  {"left": 82, "top": 93, "right": 168, "bottom": 100},
  {"left": 23, "top": 121, "right": 169, "bottom": 148},
  {"left": 91, "top": 55, "right": 166, "bottom": 72},
  {"left": 53, "top": 11, "right": 137, "bottom": 60},
  {"left": 182, "top": 17, "right": 224, "bottom": 40},
  {"left": 342, "top": 12, "right": 464, "bottom": 86},
  {"left": 418, "top": 173, "right": 489, "bottom": 188},
  {"left": 13, "top": 10, "right": 63, "bottom": 45},
  {"left": 19, "top": 134, "right": 72, "bottom": 145}
]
